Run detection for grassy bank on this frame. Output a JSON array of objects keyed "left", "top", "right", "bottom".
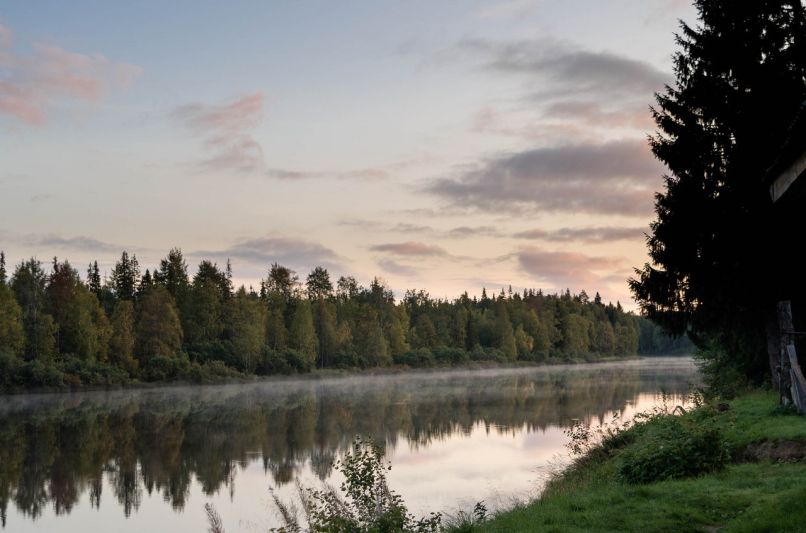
[{"left": 473, "top": 391, "right": 806, "bottom": 532}]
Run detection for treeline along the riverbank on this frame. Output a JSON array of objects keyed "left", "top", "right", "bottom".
[{"left": 0, "top": 249, "right": 690, "bottom": 391}]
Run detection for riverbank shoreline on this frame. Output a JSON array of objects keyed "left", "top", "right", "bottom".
[
  {"left": 469, "top": 390, "right": 806, "bottom": 532},
  {"left": 0, "top": 354, "right": 692, "bottom": 396}
]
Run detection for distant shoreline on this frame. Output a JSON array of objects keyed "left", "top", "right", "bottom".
[{"left": 1, "top": 354, "right": 695, "bottom": 397}]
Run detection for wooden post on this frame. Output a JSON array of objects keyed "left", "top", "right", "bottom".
[
  {"left": 766, "top": 309, "right": 782, "bottom": 391},
  {"left": 778, "top": 301, "right": 794, "bottom": 406}
]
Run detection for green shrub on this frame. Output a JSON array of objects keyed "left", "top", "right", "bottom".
[
  {"left": 264, "top": 436, "right": 442, "bottom": 533},
  {"left": 618, "top": 414, "right": 729, "bottom": 484}
]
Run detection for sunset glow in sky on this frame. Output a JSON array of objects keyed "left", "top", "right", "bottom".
[{"left": 0, "top": 0, "right": 697, "bottom": 306}]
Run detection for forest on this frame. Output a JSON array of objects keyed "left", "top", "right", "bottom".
[{"left": 0, "top": 248, "right": 689, "bottom": 391}]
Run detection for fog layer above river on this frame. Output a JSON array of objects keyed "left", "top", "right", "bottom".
[{"left": 0, "top": 357, "right": 697, "bottom": 532}]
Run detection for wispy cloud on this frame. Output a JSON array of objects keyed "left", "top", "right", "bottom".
[
  {"left": 0, "top": 21, "right": 142, "bottom": 125},
  {"left": 514, "top": 226, "right": 647, "bottom": 243},
  {"left": 447, "top": 226, "right": 502, "bottom": 238},
  {"left": 369, "top": 241, "right": 447, "bottom": 256},
  {"left": 517, "top": 246, "right": 626, "bottom": 289},
  {"left": 426, "top": 139, "right": 660, "bottom": 216},
  {"left": 196, "top": 236, "right": 341, "bottom": 272},
  {"left": 462, "top": 37, "right": 670, "bottom": 100},
  {"left": 20, "top": 234, "right": 123, "bottom": 254},
  {"left": 339, "top": 218, "right": 506, "bottom": 240},
  {"left": 377, "top": 258, "right": 419, "bottom": 277},
  {"left": 173, "top": 92, "right": 265, "bottom": 173}
]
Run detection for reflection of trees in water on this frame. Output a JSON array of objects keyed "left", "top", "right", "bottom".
[{"left": 0, "top": 362, "right": 695, "bottom": 522}]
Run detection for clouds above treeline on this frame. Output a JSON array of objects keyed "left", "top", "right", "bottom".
[
  {"left": 0, "top": 21, "right": 142, "bottom": 125},
  {"left": 513, "top": 226, "right": 647, "bottom": 243},
  {"left": 172, "top": 92, "right": 265, "bottom": 173},
  {"left": 369, "top": 241, "right": 447, "bottom": 257},
  {"left": 462, "top": 37, "right": 670, "bottom": 99},
  {"left": 195, "top": 236, "right": 341, "bottom": 273},
  {"left": 426, "top": 139, "right": 661, "bottom": 216},
  {"left": 517, "top": 246, "right": 627, "bottom": 291}
]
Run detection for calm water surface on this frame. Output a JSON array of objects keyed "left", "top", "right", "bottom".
[{"left": 0, "top": 357, "right": 697, "bottom": 532}]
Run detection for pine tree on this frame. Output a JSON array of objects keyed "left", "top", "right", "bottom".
[
  {"left": 630, "top": 1, "right": 806, "bottom": 383},
  {"left": 154, "top": 248, "right": 190, "bottom": 303},
  {"left": 87, "top": 261, "right": 102, "bottom": 295},
  {"left": 111, "top": 251, "right": 140, "bottom": 300},
  {"left": 11, "top": 258, "right": 57, "bottom": 361},
  {"left": 0, "top": 251, "right": 6, "bottom": 285}
]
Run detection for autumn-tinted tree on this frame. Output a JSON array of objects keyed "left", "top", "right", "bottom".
[
  {"left": 109, "top": 300, "right": 137, "bottom": 374},
  {"left": 47, "top": 259, "right": 110, "bottom": 361},
  {"left": 0, "top": 283, "right": 24, "bottom": 356},
  {"left": 224, "top": 288, "right": 266, "bottom": 372},
  {"left": 494, "top": 301, "right": 517, "bottom": 360},
  {"left": 289, "top": 300, "right": 318, "bottom": 369},
  {"left": 135, "top": 286, "right": 182, "bottom": 361},
  {"left": 629, "top": 1, "right": 806, "bottom": 384}
]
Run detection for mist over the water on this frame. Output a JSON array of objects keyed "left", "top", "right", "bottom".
[{"left": 0, "top": 357, "right": 697, "bottom": 532}]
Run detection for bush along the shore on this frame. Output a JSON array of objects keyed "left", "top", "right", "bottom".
[
  {"left": 562, "top": 392, "right": 730, "bottom": 485},
  {"left": 466, "top": 390, "right": 806, "bottom": 532}
]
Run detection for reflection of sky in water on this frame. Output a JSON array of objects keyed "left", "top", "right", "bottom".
[{"left": 4, "top": 358, "right": 696, "bottom": 532}]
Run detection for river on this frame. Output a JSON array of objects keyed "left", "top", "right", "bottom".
[{"left": 0, "top": 356, "right": 697, "bottom": 532}]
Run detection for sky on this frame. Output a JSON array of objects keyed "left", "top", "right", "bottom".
[{"left": 0, "top": 0, "right": 697, "bottom": 307}]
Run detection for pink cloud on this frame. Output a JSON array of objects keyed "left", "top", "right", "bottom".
[
  {"left": 517, "top": 246, "right": 626, "bottom": 289},
  {"left": 0, "top": 22, "right": 142, "bottom": 125},
  {"left": 173, "top": 92, "right": 266, "bottom": 173},
  {"left": 369, "top": 241, "right": 447, "bottom": 256}
]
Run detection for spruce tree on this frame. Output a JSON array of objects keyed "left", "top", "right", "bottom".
[
  {"left": 87, "top": 261, "right": 102, "bottom": 295},
  {"left": 0, "top": 251, "right": 6, "bottom": 285},
  {"left": 630, "top": 1, "right": 806, "bottom": 383},
  {"left": 111, "top": 251, "right": 140, "bottom": 301}
]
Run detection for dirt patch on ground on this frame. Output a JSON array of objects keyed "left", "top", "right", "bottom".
[{"left": 742, "top": 440, "right": 806, "bottom": 462}]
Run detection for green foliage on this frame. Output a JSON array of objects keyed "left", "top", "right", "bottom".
[
  {"left": 693, "top": 343, "right": 751, "bottom": 400},
  {"left": 478, "top": 391, "right": 806, "bottom": 533},
  {"left": 224, "top": 288, "right": 266, "bottom": 372},
  {"left": 0, "top": 248, "right": 654, "bottom": 388},
  {"left": 617, "top": 414, "right": 729, "bottom": 484},
  {"left": 139, "top": 353, "right": 190, "bottom": 381},
  {"left": 11, "top": 258, "right": 58, "bottom": 361},
  {"left": 110, "top": 251, "right": 139, "bottom": 300},
  {"left": 135, "top": 285, "right": 183, "bottom": 362},
  {"left": 109, "top": 300, "right": 138, "bottom": 374},
  {"left": 289, "top": 300, "right": 318, "bottom": 368},
  {"left": 268, "top": 436, "right": 441, "bottom": 533},
  {"left": 0, "top": 283, "right": 25, "bottom": 356},
  {"left": 47, "top": 260, "right": 110, "bottom": 361}
]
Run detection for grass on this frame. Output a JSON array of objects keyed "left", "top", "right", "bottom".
[{"left": 469, "top": 391, "right": 806, "bottom": 533}]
